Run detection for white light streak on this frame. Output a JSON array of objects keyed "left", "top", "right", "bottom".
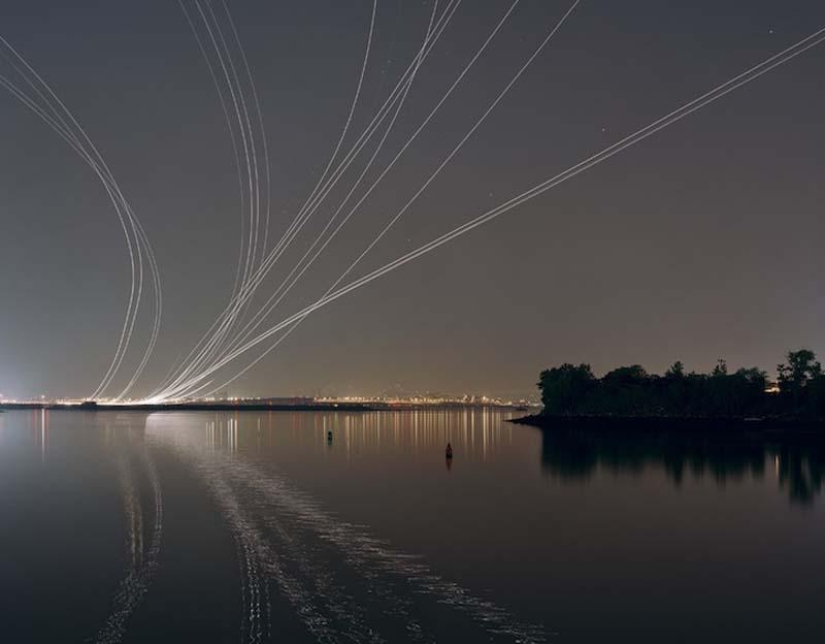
[{"left": 163, "top": 21, "right": 825, "bottom": 400}]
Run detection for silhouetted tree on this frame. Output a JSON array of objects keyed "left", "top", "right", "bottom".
[
  {"left": 662, "top": 362, "right": 690, "bottom": 413},
  {"left": 536, "top": 355, "right": 785, "bottom": 418},
  {"left": 778, "top": 349, "right": 823, "bottom": 416},
  {"left": 731, "top": 367, "right": 769, "bottom": 416},
  {"left": 778, "top": 349, "right": 822, "bottom": 391},
  {"left": 538, "top": 364, "right": 595, "bottom": 415},
  {"left": 598, "top": 365, "right": 655, "bottom": 415},
  {"left": 712, "top": 359, "right": 728, "bottom": 377},
  {"left": 809, "top": 374, "right": 825, "bottom": 419}
]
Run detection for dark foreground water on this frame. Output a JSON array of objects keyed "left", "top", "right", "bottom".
[{"left": 1, "top": 410, "right": 824, "bottom": 643}]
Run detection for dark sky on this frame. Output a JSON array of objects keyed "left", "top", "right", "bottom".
[{"left": 1, "top": 0, "right": 823, "bottom": 400}]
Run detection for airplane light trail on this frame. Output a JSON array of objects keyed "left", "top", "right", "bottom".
[
  {"left": 151, "top": 0, "right": 463, "bottom": 399},
  {"left": 2, "top": 3, "right": 822, "bottom": 401},
  {"left": 171, "top": 0, "right": 276, "bottom": 394},
  {"left": 152, "top": 19, "right": 825, "bottom": 402},
  {"left": 206, "top": 0, "right": 526, "bottom": 378},
  {"left": 0, "top": 36, "right": 162, "bottom": 401}
]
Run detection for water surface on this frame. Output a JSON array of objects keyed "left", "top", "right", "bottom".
[{"left": 1, "top": 409, "right": 823, "bottom": 642}]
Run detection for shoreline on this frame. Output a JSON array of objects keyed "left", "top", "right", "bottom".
[
  {"left": 0, "top": 401, "right": 524, "bottom": 413},
  {"left": 509, "top": 414, "right": 825, "bottom": 435},
  {"left": 0, "top": 402, "right": 378, "bottom": 413}
]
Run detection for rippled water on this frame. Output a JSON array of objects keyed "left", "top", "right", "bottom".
[{"left": 1, "top": 409, "right": 824, "bottom": 642}]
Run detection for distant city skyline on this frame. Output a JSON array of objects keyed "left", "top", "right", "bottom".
[{"left": 1, "top": 0, "right": 824, "bottom": 400}]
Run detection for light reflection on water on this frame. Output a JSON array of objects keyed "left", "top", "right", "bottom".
[
  {"left": 1, "top": 409, "right": 824, "bottom": 643},
  {"left": 187, "top": 410, "right": 518, "bottom": 468},
  {"left": 147, "top": 410, "right": 545, "bottom": 644},
  {"left": 192, "top": 409, "right": 518, "bottom": 462}
]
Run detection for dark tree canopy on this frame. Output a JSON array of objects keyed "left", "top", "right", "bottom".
[
  {"left": 538, "top": 364, "right": 595, "bottom": 416},
  {"left": 777, "top": 349, "right": 825, "bottom": 417},
  {"left": 538, "top": 350, "right": 823, "bottom": 419}
]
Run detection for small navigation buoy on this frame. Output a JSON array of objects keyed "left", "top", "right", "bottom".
[
  {"left": 327, "top": 429, "right": 333, "bottom": 444},
  {"left": 445, "top": 442, "right": 453, "bottom": 459}
]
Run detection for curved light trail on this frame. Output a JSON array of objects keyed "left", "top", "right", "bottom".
[
  {"left": 4, "top": 5, "right": 822, "bottom": 403},
  {"left": 158, "top": 20, "right": 825, "bottom": 400},
  {"left": 0, "top": 37, "right": 162, "bottom": 400}
]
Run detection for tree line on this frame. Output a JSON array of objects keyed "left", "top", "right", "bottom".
[{"left": 538, "top": 349, "right": 825, "bottom": 419}]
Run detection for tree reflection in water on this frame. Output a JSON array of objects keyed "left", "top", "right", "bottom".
[{"left": 540, "top": 428, "right": 825, "bottom": 505}]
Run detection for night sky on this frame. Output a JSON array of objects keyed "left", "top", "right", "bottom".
[{"left": 1, "top": 0, "right": 823, "bottom": 400}]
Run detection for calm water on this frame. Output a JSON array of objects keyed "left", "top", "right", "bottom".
[{"left": 1, "top": 409, "right": 824, "bottom": 643}]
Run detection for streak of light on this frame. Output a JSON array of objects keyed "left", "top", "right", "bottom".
[
  {"left": 153, "top": 1, "right": 463, "bottom": 400},
  {"left": 158, "top": 0, "right": 379, "bottom": 396},
  {"left": 215, "top": 0, "right": 577, "bottom": 378},
  {"left": 165, "top": 22, "right": 825, "bottom": 399},
  {"left": 216, "top": 0, "right": 514, "bottom": 366},
  {"left": 0, "top": 38, "right": 162, "bottom": 400}
]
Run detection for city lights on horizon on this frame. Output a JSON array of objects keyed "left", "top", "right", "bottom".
[{"left": 0, "top": 391, "right": 539, "bottom": 408}]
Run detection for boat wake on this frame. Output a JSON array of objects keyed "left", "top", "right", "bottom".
[
  {"left": 93, "top": 430, "right": 163, "bottom": 644},
  {"left": 147, "top": 415, "right": 545, "bottom": 643}
]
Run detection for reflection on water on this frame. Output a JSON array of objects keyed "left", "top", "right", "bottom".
[
  {"left": 147, "top": 411, "right": 546, "bottom": 644},
  {"left": 1, "top": 409, "right": 825, "bottom": 643},
  {"left": 191, "top": 409, "right": 517, "bottom": 461},
  {"left": 540, "top": 428, "right": 825, "bottom": 504}
]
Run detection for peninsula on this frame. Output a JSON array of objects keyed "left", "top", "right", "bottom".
[{"left": 515, "top": 349, "right": 825, "bottom": 433}]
